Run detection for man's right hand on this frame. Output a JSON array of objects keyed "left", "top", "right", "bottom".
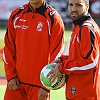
[
  {"left": 51, "top": 58, "right": 62, "bottom": 63},
  {"left": 8, "top": 78, "right": 20, "bottom": 90}
]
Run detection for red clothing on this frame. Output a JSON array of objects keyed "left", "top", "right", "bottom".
[
  {"left": 96, "top": 46, "right": 100, "bottom": 100},
  {"left": 96, "top": 66, "right": 100, "bottom": 100},
  {"left": 3, "top": 1, "right": 64, "bottom": 91},
  {"left": 4, "top": 84, "right": 40, "bottom": 100},
  {"left": 59, "top": 15, "right": 100, "bottom": 100}
]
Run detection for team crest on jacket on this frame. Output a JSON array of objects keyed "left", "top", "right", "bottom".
[
  {"left": 71, "top": 86, "right": 76, "bottom": 94},
  {"left": 36, "top": 22, "right": 44, "bottom": 32}
]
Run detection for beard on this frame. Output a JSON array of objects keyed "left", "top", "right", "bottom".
[{"left": 69, "top": 11, "right": 86, "bottom": 21}]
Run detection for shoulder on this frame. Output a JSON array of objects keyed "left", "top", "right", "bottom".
[
  {"left": 47, "top": 6, "right": 63, "bottom": 23},
  {"left": 81, "top": 19, "right": 100, "bottom": 33},
  {"left": 45, "top": 5, "right": 63, "bottom": 27},
  {"left": 46, "top": 4, "right": 61, "bottom": 18},
  {"left": 10, "top": 3, "right": 28, "bottom": 20},
  {"left": 12, "top": 4, "right": 26, "bottom": 14}
]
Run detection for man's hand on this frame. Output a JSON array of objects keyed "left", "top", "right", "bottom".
[
  {"left": 38, "top": 88, "right": 49, "bottom": 100},
  {"left": 47, "top": 63, "right": 62, "bottom": 83},
  {"left": 51, "top": 58, "right": 62, "bottom": 63},
  {"left": 8, "top": 78, "right": 20, "bottom": 90}
]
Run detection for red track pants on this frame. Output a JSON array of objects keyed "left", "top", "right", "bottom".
[{"left": 4, "top": 83, "right": 50, "bottom": 100}]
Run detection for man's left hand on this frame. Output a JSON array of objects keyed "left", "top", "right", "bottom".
[{"left": 38, "top": 88, "right": 49, "bottom": 100}]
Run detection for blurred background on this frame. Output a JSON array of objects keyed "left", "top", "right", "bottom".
[{"left": 0, "top": 0, "right": 100, "bottom": 29}]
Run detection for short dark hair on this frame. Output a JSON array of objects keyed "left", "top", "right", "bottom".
[{"left": 84, "top": 0, "right": 89, "bottom": 4}]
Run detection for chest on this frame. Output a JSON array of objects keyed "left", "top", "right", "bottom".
[
  {"left": 13, "top": 13, "right": 51, "bottom": 47},
  {"left": 13, "top": 13, "right": 50, "bottom": 34},
  {"left": 69, "top": 26, "right": 82, "bottom": 59},
  {"left": 70, "top": 26, "right": 80, "bottom": 45},
  {"left": 13, "top": 13, "right": 51, "bottom": 41}
]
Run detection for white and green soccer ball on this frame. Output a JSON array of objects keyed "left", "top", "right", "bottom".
[{"left": 40, "top": 64, "right": 65, "bottom": 90}]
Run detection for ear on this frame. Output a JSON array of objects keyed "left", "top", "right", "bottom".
[{"left": 86, "top": 4, "right": 89, "bottom": 11}]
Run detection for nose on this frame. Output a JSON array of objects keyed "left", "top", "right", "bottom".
[{"left": 72, "top": 5, "right": 77, "bottom": 11}]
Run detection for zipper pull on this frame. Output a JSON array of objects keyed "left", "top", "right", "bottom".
[{"left": 32, "top": 14, "right": 34, "bottom": 18}]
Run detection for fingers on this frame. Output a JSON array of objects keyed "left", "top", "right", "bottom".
[
  {"left": 16, "top": 78, "right": 20, "bottom": 88},
  {"left": 8, "top": 86, "right": 14, "bottom": 90},
  {"left": 8, "top": 78, "right": 20, "bottom": 90},
  {"left": 38, "top": 88, "right": 48, "bottom": 100},
  {"left": 38, "top": 94, "right": 48, "bottom": 100},
  {"left": 8, "top": 84, "right": 17, "bottom": 90},
  {"left": 51, "top": 59, "right": 61, "bottom": 63},
  {"left": 46, "top": 69, "right": 56, "bottom": 82},
  {"left": 47, "top": 64, "right": 61, "bottom": 83},
  {"left": 46, "top": 63, "right": 58, "bottom": 78},
  {"left": 49, "top": 63, "right": 56, "bottom": 68},
  {"left": 48, "top": 71, "right": 57, "bottom": 83},
  {"left": 47, "top": 70, "right": 53, "bottom": 77}
]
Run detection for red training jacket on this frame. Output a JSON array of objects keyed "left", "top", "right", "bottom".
[
  {"left": 59, "top": 15, "right": 100, "bottom": 100},
  {"left": 3, "top": 2, "right": 64, "bottom": 90}
]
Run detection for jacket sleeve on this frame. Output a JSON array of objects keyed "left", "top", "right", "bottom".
[
  {"left": 59, "top": 26, "right": 100, "bottom": 75},
  {"left": 49, "top": 12, "right": 65, "bottom": 62},
  {"left": 3, "top": 12, "right": 16, "bottom": 81},
  {"left": 60, "top": 55, "right": 69, "bottom": 61}
]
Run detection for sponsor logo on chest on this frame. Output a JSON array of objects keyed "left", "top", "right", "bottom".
[{"left": 14, "top": 17, "right": 29, "bottom": 30}]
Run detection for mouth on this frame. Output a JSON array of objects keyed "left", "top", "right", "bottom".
[
  {"left": 71, "top": 12, "right": 78, "bottom": 16},
  {"left": 69, "top": 12, "right": 79, "bottom": 20}
]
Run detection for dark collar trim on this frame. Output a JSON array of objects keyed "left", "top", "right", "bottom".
[
  {"left": 73, "top": 14, "right": 92, "bottom": 25},
  {"left": 27, "top": 1, "right": 48, "bottom": 13}
]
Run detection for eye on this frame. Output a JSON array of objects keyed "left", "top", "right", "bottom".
[
  {"left": 68, "top": 3, "right": 73, "bottom": 6},
  {"left": 77, "top": 3, "right": 82, "bottom": 7}
]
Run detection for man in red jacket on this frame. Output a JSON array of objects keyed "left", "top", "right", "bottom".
[
  {"left": 96, "top": 67, "right": 100, "bottom": 99},
  {"left": 3, "top": 0, "right": 64, "bottom": 100},
  {"left": 47, "top": 0, "right": 100, "bottom": 100}
]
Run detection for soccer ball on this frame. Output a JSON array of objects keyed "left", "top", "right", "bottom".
[{"left": 40, "top": 64, "right": 65, "bottom": 90}]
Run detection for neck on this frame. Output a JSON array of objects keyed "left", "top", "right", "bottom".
[
  {"left": 73, "top": 13, "right": 91, "bottom": 25},
  {"left": 30, "top": 1, "right": 44, "bottom": 9}
]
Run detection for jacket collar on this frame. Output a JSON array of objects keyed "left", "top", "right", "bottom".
[
  {"left": 72, "top": 13, "right": 92, "bottom": 26},
  {"left": 28, "top": 1, "right": 49, "bottom": 13}
]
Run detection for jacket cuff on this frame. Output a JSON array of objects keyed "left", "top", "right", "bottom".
[
  {"left": 8, "top": 77, "right": 17, "bottom": 82},
  {"left": 60, "top": 55, "right": 68, "bottom": 61},
  {"left": 59, "top": 62, "right": 71, "bottom": 75},
  {"left": 40, "top": 86, "right": 50, "bottom": 92},
  {"left": 59, "top": 62, "right": 64, "bottom": 74},
  {"left": 6, "top": 73, "right": 17, "bottom": 82}
]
